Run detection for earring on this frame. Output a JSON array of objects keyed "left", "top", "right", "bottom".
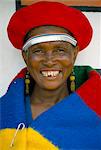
[
  {"left": 70, "top": 69, "right": 75, "bottom": 92},
  {"left": 25, "top": 71, "right": 30, "bottom": 95}
]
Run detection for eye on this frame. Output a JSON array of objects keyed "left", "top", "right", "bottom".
[
  {"left": 32, "top": 48, "right": 44, "bottom": 54},
  {"left": 57, "top": 48, "right": 65, "bottom": 52}
]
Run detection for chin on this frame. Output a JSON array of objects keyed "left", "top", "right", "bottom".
[{"left": 41, "top": 82, "right": 63, "bottom": 91}]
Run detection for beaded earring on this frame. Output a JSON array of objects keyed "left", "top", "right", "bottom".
[
  {"left": 70, "top": 68, "right": 75, "bottom": 92},
  {"left": 25, "top": 71, "right": 30, "bottom": 95}
]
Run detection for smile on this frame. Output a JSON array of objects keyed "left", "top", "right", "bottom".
[{"left": 40, "top": 70, "right": 61, "bottom": 77}]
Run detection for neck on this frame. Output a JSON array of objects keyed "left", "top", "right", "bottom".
[{"left": 30, "top": 83, "right": 69, "bottom": 105}]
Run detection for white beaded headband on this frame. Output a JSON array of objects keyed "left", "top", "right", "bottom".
[{"left": 22, "top": 34, "right": 77, "bottom": 51}]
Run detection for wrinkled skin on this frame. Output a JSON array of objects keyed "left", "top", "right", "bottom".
[{"left": 22, "top": 26, "right": 79, "bottom": 119}]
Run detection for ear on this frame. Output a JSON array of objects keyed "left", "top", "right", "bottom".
[
  {"left": 22, "top": 50, "right": 28, "bottom": 65},
  {"left": 73, "top": 45, "right": 79, "bottom": 62}
]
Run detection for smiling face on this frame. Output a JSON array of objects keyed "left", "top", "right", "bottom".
[{"left": 22, "top": 26, "right": 79, "bottom": 90}]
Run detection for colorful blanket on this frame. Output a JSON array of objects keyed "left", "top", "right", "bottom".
[{"left": 0, "top": 66, "right": 101, "bottom": 150}]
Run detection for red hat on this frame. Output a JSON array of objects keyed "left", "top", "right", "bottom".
[{"left": 7, "top": 1, "right": 93, "bottom": 51}]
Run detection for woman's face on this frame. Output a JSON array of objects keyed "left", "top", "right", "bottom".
[{"left": 22, "top": 26, "right": 79, "bottom": 90}]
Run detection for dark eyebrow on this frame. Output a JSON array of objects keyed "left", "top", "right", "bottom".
[{"left": 53, "top": 41, "right": 75, "bottom": 49}]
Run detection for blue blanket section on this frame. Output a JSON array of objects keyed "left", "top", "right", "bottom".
[
  {"left": 30, "top": 93, "right": 101, "bottom": 149},
  {"left": 0, "top": 78, "right": 26, "bottom": 129},
  {"left": 0, "top": 77, "right": 101, "bottom": 149}
]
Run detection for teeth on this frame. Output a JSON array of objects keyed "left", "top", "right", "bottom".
[{"left": 41, "top": 71, "right": 59, "bottom": 77}]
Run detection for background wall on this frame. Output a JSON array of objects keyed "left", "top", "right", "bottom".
[
  {"left": 0, "top": 0, "right": 101, "bottom": 97},
  {"left": 21, "top": 0, "right": 101, "bottom": 6}
]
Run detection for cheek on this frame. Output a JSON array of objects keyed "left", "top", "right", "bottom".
[
  {"left": 60, "top": 56, "right": 74, "bottom": 78},
  {"left": 27, "top": 56, "right": 41, "bottom": 77},
  {"left": 60, "top": 55, "right": 74, "bottom": 68},
  {"left": 28, "top": 55, "right": 41, "bottom": 68}
]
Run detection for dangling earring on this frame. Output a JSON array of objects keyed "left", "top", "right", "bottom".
[
  {"left": 25, "top": 71, "right": 30, "bottom": 95},
  {"left": 70, "top": 68, "right": 75, "bottom": 92}
]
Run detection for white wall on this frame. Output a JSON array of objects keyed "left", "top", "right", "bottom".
[
  {"left": 0, "top": 1, "right": 101, "bottom": 97},
  {"left": 0, "top": 1, "right": 26, "bottom": 97},
  {"left": 75, "top": 12, "right": 101, "bottom": 68}
]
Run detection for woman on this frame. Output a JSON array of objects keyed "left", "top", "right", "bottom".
[{"left": 0, "top": 1, "right": 101, "bottom": 149}]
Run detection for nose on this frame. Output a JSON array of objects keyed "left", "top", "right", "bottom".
[{"left": 43, "top": 52, "right": 56, "bottom": 67}]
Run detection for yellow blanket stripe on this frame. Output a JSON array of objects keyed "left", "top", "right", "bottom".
[{"left": 0, "top": 127, "right": 59, "bottom": 150}]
